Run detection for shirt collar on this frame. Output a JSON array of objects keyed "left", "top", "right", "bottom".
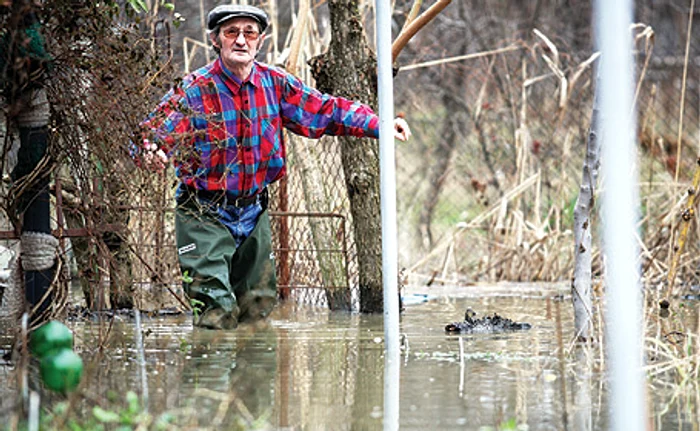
[{"left": 216, "top": 58, "right": 262, "bottom": 92}]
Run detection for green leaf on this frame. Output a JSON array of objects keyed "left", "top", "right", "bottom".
[
  {"left": 182, "top": 270, "right": 194, "bottom": 284},
  {"left": 161, "top": 2, "right": 175, "bottom": 11},
  {"left": 126, "top": 391, "right": 140, "bottom": 414},
  {"left": 93, "top": 406, "right": 120, "bottom": 423},
  {"left": 498, "top": 418, "right": 518, "bottom": 431},
  {"left": 68, "top": 421, "right": 88, "bottom": 431},
  {"left": 127, "top": 0, "right": 148, "bottom": 13},
  {"left": 190, "top": 298, "right": 205, "bottom": 317},
  {"left": 179, "top": 337, "right": 189, "bottom": 353}
]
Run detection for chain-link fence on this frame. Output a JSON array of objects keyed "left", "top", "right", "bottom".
[{"left": 391, "top": 2, "right": 700, "bottom": 290}]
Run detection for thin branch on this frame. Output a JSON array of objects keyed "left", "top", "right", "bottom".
[
  {"left": 673, "top": 0, "right": 694, "bottom": 182},
  {"left": 285, "top": 0, "right": 310, "bottom": 75},
  {"left": 391, "top": 0, "right": 452, "bottom": 62},
  {"left": 400, "top": 45, "right": 521, "bottom": 71},
  {"left": 398, "top": 0, "right": 423, "bottom": 33}
]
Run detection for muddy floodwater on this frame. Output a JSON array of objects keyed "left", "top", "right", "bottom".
[{"left": 1, "top": 283, "right": 698, "bottom": 430}]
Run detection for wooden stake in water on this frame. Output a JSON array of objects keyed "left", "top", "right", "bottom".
[{"left": 134, "top": 310, "right": 149, "bottom": 411}]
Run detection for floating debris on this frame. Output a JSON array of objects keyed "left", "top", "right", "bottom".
[{"left": 445, "top": 308, "right": 532, "bottom": 334}]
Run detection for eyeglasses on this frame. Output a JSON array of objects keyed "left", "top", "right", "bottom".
[{"left": 221, "top": 27, "right": 261, "bottom": 41}]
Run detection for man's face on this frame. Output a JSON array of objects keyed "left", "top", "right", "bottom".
[{"left": 213, "top": 17, "right": 264, "bottom": 71}]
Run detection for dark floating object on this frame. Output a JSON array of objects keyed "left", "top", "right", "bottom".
[{"left": 445, "top": 308, "right": 532, "bottom": 334}]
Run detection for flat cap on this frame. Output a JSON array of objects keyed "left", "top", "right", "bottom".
[{"left": 207, "top": 5, "right": 269, "bottom": 32}]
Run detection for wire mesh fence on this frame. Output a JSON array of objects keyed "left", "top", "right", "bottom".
[
  {"left": 0, "top": 176, "right": 355, "bottom": 313},
  {"left": 393, "top": 16, "right": 700, "bottom": 289}
]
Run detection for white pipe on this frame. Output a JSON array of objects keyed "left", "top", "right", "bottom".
[
  {"left": 28, "top": 391, "right": 39, "bottom": 431},
  {"left": 134, "top": 309, "right": 149, "bottom": 411},
  {"left": 375, "top": 0, "right": 400, "bottom": 430},
  {"left": 595, "top": 1, "right": 646, "bottom": 430},
  {"left": 21, "top": 313, "right": 29, "bottom": 404}
]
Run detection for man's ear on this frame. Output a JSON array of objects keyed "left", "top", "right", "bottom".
[
  {"left": 209, "top": 32, "right": 220, "bottom": 50},
  {"left": 255, "top": 34, "right": 266, "bottom": 52}
]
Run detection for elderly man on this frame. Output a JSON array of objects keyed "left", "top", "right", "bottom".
[{"left": 140, "top": 4, "right": 410, "bottom": 329}]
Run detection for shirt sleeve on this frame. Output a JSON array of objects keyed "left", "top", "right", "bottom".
[
  {"left": 138, "top": 85, "right": 193, "bottom": 158},
  {"left": 279, "top": 73, "right": 379, "bottom": 139}
]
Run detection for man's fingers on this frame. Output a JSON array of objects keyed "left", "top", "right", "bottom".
[
  {"left": 156, "top": 149, "right": 168, "bottom": 163},
  {"left": 394, "top": 118, "right": 411, "bottom": 141},
  {"left": 143, "top": 147, "right": 168, "bottom": 171}
]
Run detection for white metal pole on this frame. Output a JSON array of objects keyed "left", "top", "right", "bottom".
[
  {"left": 595, "top": 1, "right": 646, "bottom": 430},
  {"left": 375, "top": 0, "right": 400, "bottom": 430},
  {"left": 28, "top": 391, "right": 39, "bottom": 431}
]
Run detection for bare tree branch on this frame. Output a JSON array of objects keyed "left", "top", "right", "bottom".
[{"left": 391, "top": 0, "right": 452, "bottom": 62}]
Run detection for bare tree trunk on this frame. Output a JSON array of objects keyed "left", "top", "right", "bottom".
[
  {"left": 309, "top": 0, "right": 385, "bottom": 313},
  {"left": 571, "top": 77, "right": 601, "bottom": 341}
]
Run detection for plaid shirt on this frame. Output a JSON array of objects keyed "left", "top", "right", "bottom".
[{"left": 140, "top": 58, "right": 379, "bottom": 198}]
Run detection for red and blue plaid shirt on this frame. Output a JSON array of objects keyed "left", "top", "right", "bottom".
[{"left": 140, "top": 58, "right": 380, "bottom": 198}]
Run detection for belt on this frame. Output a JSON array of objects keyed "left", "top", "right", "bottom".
[{"left": 183, "top": 187, "right": 268, "bottom": 208}]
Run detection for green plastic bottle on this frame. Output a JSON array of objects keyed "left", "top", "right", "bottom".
[
  {"left": 40, "top": 349, "right": 84, "bottom": 393},
  {"left": 30, "top": 321, "right": 74, "bottom": 359}
]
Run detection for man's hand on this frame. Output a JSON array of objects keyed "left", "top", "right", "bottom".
[
  {"left": 393, "top": 117, "right": 411, "bottom": 142},
  {"left": 143, "top": 141, "right": 168, "bottom": 171}
]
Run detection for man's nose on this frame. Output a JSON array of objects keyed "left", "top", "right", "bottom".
[{"left": 235, "top": 31, "right": 247, "bottom": 44}]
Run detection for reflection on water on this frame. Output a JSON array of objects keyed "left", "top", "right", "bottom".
[{"left": 1, "top": 287, "right": 698, "bottom": 430}]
